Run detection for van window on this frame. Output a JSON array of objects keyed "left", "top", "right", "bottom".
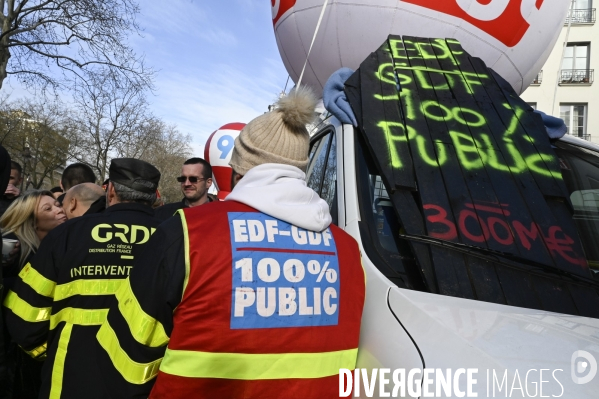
[
  {"left": 306, "top": 129, "right": 338, "bottom": 224},
  {"left": 306, "top": 132, "right": 331, "bottom": 192},
  {"left": 354, "top": 133, "right": 422, "bottom": 290},
  {"left": 320, "top": 133, "right": 337, "bottom": 210}
]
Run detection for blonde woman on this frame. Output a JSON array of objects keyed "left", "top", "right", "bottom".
[
  {"left": 1, "top": 190, "right": 66, "bottom": 269},
  {"left": 1, "top": 190, "right": 66, "bottom": 399}
]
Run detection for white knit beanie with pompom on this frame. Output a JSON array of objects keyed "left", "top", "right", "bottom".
[{"left": 229, "top": 87, "right": 318, "bottom": 175}]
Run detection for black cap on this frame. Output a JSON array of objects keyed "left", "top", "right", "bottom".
[{"left": 108, "top": 158, "right": 160, "bottom": 194}]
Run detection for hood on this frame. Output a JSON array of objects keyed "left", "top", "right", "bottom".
[
  {"left": 387, "top": 287, "right": 599, "bottom": 397},
  {"left": 225, "top": 163, "right": 332, "bottom": 232}
]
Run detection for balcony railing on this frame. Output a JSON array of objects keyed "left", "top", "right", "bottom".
[
  {"left": 581, "top": 134, "right": 592, "bottom": 141},
  {"left": 559, "top": 69, "right": 594, "bottom": 84},
  {"left": 532, "top": 70, "right": 542, "bottom": 85},
  {"left": 565, "top": 8, "right": 596, "bottom": 24}
]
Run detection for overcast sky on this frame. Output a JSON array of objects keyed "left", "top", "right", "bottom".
[{"left": 3, "top": 0, "right": 290, "bottom": 156}]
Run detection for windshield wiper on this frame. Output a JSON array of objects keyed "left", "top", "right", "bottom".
[{"left": 398, "top": 233, "right": 599, "bottom": 287}]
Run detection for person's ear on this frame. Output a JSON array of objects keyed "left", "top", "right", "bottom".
[
  {"left": 69, "top": 198, "right": 78, "bottom": 214},
  {"left": 107, "top": 182, "right": 118, "bottom": 205},
  {"left": 206, "top": 178, "right": 213, "bottom": 188},
  {"left": 231, "top": 172, "right": 243, "bottom": 190}
]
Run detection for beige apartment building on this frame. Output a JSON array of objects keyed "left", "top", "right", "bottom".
[{"left": 521, "top": 1, "right": 597, "bottom": 144}]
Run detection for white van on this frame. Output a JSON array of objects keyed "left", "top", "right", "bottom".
[{"left": 305, "top": 118, "right": 599, "bottom": 397}]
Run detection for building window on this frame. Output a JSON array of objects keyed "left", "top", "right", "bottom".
[
  {"left": 566, "top": 0, "right": 596, "bottom": 24},
  {"left": 572, "top": 0, "right": 592, "bottom": 8},
  {"left": 563, "top": 43, "right": 589, "bottom": 70},
  {"left": 531, "top": 70, "right": 542, "bottom": 85},
  {"left": 560, "top": 104, "right": 589, "bottom": 140},
  {"left": 560, "top": 43, "right": 593, "bottom": 84}
]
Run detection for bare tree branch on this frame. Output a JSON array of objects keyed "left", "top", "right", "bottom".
[
  {"left": 0, "top": 0, "right": 152, "bottom": 93},
  {"left": 61, "top": 72, "right": 191, "bottom": 199}
]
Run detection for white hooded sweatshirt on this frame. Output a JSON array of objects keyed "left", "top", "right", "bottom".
[{"left": 225, "top": 163, "right": 332, "bottom": 232}]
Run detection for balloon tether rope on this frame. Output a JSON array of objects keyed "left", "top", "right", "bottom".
[{"left": 296, "top": 0, "right": 329, "bottom": 90}]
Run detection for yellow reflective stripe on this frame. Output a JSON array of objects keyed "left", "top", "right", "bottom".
[
  {"left": 50, "top": 324, "right": 72, "bottom": 399},
  {"left": 22, "top": 342, "right": 47, "bottom": 359},
  {"left": 49, "top": 308, "right": 108, "bottom": 330},
  {"left": 116, "top": 278, "right": 168, "bottom": 347},
  {"left": 178, "top": 209, "right": 191, "bottom": 300},
  {"left": 19, "top": 263, "right": 56, "bottom": 298},
  {"left": 54, "top": 279, "right": 124, "bottom": 301},
  {"left": 160, "top": 348, "right": 359, "bottom": 380},
  {"left": 3, "top": 290, "right": 51, "bottom": 322},
  {"left": 96, "top": 321, "right": 162, "bottom": 384}
]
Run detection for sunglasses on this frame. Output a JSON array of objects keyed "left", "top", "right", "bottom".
[{"left": 176, "top": 176, "right": 207, "bottom": 183}]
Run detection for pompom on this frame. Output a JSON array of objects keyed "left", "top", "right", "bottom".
[{"left": 277, "top": 86, "right": 318, "bottom": 129}]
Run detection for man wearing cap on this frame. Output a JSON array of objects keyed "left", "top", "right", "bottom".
[
  {"left": 3, "top": 158, "right": 162, "bottom": 399},
  {"left": 97, "top": 89, "right": 366, "bottom": 398}
]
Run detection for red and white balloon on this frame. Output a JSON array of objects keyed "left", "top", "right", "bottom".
[
  {"left": 272, "top": 0, "right": 570, "bottom": 94},
  {"left": 204, "top": 123, "right": 245, "bottom": 200}
]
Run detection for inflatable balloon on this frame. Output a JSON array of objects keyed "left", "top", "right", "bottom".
[
  {"left": 272, "top": 0, "right": 569, "bottom": 94},
  {"left": 204, "top": 123, "right": 245, "bottom": 200}
]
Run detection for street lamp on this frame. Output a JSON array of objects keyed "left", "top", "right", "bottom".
[{"left": 20, "top": 147, "right": 31, "bottom": 191}]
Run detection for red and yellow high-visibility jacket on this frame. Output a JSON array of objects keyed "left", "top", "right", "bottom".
[{"left": 97, "top": 200, "right": 366, "bottom": 399}]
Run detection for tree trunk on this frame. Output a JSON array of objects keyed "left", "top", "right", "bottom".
[{"left": 0, "top": 15, "right": 12, "bottom": 90}]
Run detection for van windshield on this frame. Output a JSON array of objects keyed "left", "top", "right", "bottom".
[
  {"left": 341, "top": 34, "right": 599, "bottom": 317},
  {"left": 355, "top": 131, "right": 599, "bottom": 318}
]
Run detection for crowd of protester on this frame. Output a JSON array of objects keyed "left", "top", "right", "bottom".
[
  {"left": 0, "top": 155, "right": 221, "bottom": 398},
  {"left": 0, "top": 156, "right": 217, "bottom": 398},
  {"left": 0, "top": 87, "right": 365, "bottom": 398}
]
